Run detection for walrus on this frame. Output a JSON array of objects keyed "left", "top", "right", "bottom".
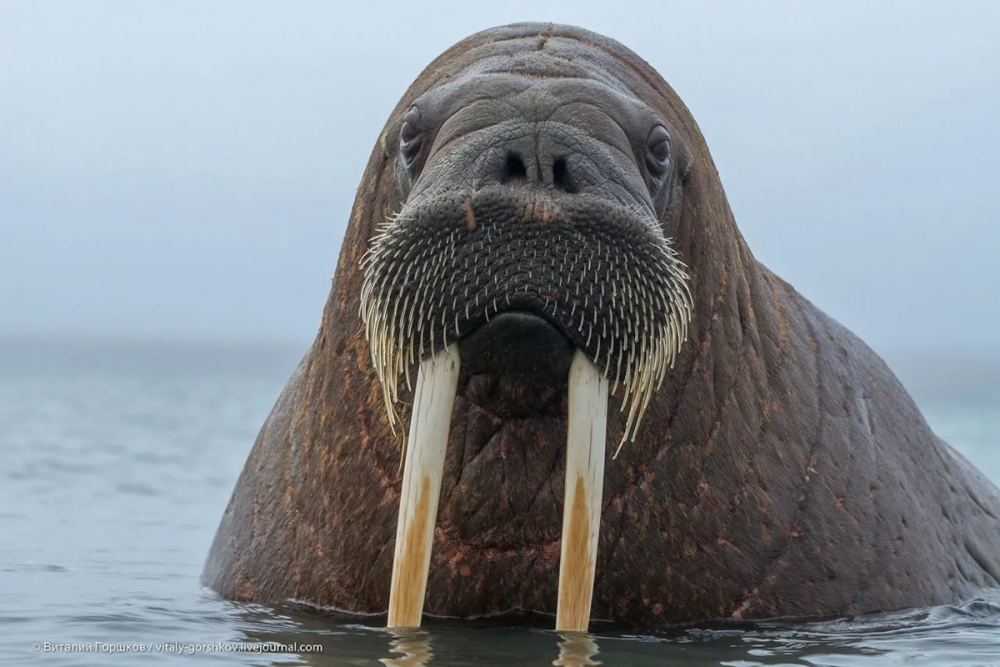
[{"left": 203, "top": 23, "right": 1000, "bottom": 628}]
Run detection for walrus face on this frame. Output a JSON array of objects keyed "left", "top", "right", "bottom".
[
  {"left": 362, "top": 74, "right": 692, "bottom": 445},
  {"left": 360, "top": 64, "right": 694, "bottom": 630}
]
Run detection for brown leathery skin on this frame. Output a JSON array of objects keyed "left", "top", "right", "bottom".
[{"left": 202, "top": 23, "right": 1000, "bottom": 625}]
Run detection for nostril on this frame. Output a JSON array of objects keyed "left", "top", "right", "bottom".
[
  {"left": 552, "top": 158, "right": 572, "bottom": 192},
  {"left": 505, "top": 153, "right": 528, "bottom": 181}
]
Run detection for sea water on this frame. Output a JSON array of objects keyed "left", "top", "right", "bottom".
[{"left": 2, "top": 339, "right": 999, "bottom": 666}]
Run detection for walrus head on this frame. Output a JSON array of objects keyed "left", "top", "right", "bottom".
[
  {"left": 356, "top": 27, "right": 701, "bottom": 629},
  {"left": 361, "top": 66, "right": 693, "bottom": 450}
]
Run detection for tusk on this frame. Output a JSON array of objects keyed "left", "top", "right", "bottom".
[
  {"left": 387, "top": 343, "right": 461, "bottom": 628},
  {"left": 556, "top": 350, "right": 609, "bottom": 632}
]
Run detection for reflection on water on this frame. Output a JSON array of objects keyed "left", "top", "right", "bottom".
[
  {"left": 382, "top": 629, "right": 433, "bottom": 667},
  {"left": 2, "top": 340, "right": 999, "bottom": 666},
  {"left": 554, "top": 632, "right": 601, "bottom": 666},
  {"left": 216, "top": 595, "right": 1000, "bottom": 666}
]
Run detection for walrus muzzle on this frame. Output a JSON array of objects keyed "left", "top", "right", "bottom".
[{"left": 359, "top": 92, "right": 692, "bottom": 629}]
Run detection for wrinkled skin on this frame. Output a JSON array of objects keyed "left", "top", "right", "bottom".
[{"left": 203, "top": 23, "right": 1000, "bottom": 626}]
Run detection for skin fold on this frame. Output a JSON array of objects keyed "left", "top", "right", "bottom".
[{"left": 203, "top": 23, "right": 1000, "bottom": 626}]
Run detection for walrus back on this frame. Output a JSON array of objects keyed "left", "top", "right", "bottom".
[{"left": 748, "top": 266, "right": 1000, "bottom": 616}]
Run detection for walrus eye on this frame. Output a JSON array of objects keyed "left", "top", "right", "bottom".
[
  {"left": 399, "top": 106, "right": 423, "bottom": 166},
  {"left": 646, "top": 125, "right": 671, "bottom": 177}
]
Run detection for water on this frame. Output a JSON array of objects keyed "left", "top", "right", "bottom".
[{"left": 2, "top": 339, "right": 999, "bottom": 666}]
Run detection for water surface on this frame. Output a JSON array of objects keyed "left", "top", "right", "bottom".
[{"left": 2, "top": 339, "right": 999, "bottom": 666}]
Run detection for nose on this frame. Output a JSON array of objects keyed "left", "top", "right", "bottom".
[
  {"left": 494, "top": 130, "right": 577, "bottom": 193},
  {"left": 502, "top": 152, "right": 574, "bottom": 192}
]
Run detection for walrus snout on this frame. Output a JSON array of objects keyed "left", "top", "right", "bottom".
[
  {"left": 457, "top": 311, "right": 575, "bottom": 381},
  {"left": 361, "top": 186, "right": 691, "bottom": 444}
]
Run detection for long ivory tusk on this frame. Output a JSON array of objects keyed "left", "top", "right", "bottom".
[
  {"left": 387, "top": 343, "right": 461, "bottom": 628},
  {"left": 556, "top": 350, "right": 609, "bottom": 632}
]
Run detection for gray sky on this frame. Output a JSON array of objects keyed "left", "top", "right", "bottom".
[{"left": 1, "top": 1, "right": 998, "bottom": 356}]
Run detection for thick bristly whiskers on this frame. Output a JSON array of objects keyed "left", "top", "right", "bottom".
[{"left": 360, "top": 198, "right": 692, "bottom": 458}]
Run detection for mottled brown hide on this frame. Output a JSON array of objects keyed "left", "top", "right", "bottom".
[{"left": 203, "top": 23, "right": 1000, "bottom": 626}]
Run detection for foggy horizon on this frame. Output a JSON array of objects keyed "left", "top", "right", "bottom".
[{"left": 2, "top": 2, "right": 998, "bottom": 359}]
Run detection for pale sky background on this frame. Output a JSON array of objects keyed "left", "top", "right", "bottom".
[{"left": 1, "top": 1, "right": 998, "bottom": 360}]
